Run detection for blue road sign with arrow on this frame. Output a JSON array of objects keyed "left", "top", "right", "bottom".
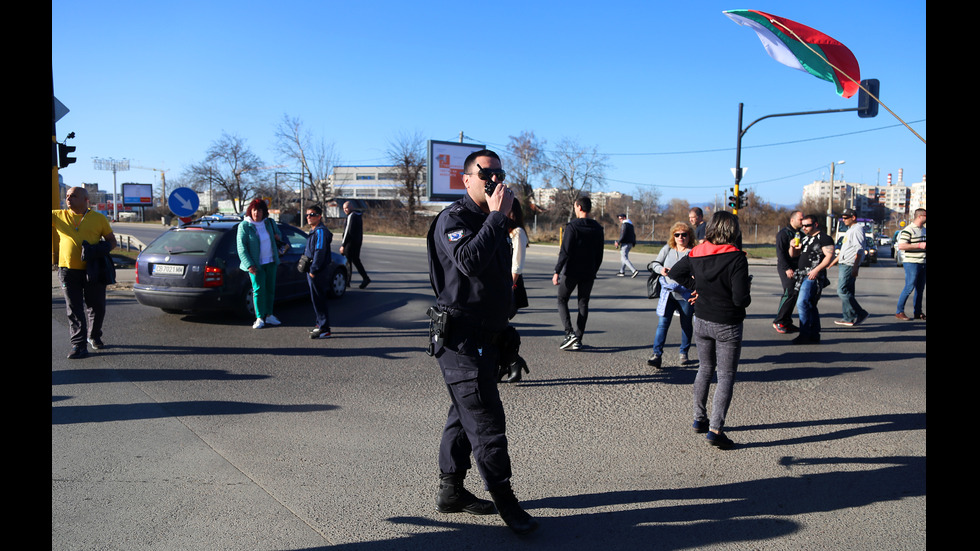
[{"left": 168, "top": 187, "right": 200, "bottom": 217}]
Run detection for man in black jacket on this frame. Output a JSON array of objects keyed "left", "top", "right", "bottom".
[
  {"left": 773, "top": 210, "right": 803, "bottom": 333},
  {"left": 615, "top": 213, "right": 639, "bottom": 278},
  {"left": 341, "top": 201, "right": 371, "bottom": 289},
  {"left": 427, "top": 149, "right": 537, "bottom": 535},
  {"left": 553, "top": 196, "right": 605, "bottom": 351}
]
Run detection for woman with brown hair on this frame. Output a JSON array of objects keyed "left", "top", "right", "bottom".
[{"left": 668, "top": 211, "right": 751, "bottom": 449}]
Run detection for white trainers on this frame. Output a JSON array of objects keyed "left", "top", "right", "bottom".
[
  {"left": 264, "top": 315, "right": 281, "bottom": 326},
  {"left": 252, "top": 318, "right": 265, "bottom": 329}
]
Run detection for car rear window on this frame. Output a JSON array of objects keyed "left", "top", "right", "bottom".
[{"left": 145, "top": 229, "right": 223, "bottom": 255}]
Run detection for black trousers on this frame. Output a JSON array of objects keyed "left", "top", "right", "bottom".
[
  {"left": 436, "top": 327, "right": 512, "bottom": 489},
  {"left": 774, "top": 268, "right": 799, "bottom": 326},
  {"left": 58, "top": 268, "right": 107, "bottom": 347},
  {"left": 557, "top": 275, "right": 595, "bottom": 339},
  {"left": 344, "top": 244, "right": 369, "bottom": 285}
]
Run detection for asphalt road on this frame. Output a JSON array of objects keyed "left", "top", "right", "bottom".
[{"left": 53, "top": 230, "right": 926, "bottom": 550}]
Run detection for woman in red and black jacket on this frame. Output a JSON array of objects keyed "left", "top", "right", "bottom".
[{"left": 668, "top": 211, "right": 751, "bottom": 450}]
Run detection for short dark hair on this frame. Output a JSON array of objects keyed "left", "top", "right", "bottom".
[
  {"left": 463, "top": 149, "right": 500, "bottom": 174},
  {"left": 802, "top": 214, "right": 820, "bottom": 228},
  {"left": 306, "top": 204, "right": 322, "bottom": 216},
  {"left": 247, "top": 198, "right": 269, "bottom": 218},
  {"left": 705, "top": 211, "right": 741, "bottom": 246},
  {"left": 575, "top": 195, "right": 592, "bottom": 213}
]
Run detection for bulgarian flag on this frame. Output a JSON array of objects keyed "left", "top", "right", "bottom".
[{"left": 724, "top": 9, "right": 860, "bottom": 98}]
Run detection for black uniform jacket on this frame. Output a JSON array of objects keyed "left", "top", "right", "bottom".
[{"left": 428, "top": 194, "right": 513, "bottom": 332}]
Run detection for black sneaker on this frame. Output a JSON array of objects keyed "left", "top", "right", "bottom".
[
  {"left": 693, "top": 420, "right": 709, "bottom": 433},
  {"left": 67, "top": 345, "right": 88, "bottom": 359},
  {"left": 310, "top": 327, "right": 332, "bottom": 339},
  {"left": 706, "top": 431, "right": 735, "bottom": 449},
  {"left": 647, "top": 354, "right": 662, "bottom": 369},
  {"left": 559, "top": 333, "right": 579, "bottom": 350}
]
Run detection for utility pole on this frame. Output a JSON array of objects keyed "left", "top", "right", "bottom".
[{"left": 93, "top": 158, "right": 130, "bottom": 220}]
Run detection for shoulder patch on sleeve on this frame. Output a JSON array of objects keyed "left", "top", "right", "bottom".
[{"left": 446, "top": 229, "right": 466, "bottom": 242}]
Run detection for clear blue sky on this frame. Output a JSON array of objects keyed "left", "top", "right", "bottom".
[{"left": 52, "top": 0, "right": 925, "bottom": 208}]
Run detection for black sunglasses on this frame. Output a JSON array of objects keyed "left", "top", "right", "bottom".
[
  {"left": 674, "top": 233, "right": 689, "bottom": 238},
  {"left": 469, "top": 164, "right": 506, "bottom": 183}
]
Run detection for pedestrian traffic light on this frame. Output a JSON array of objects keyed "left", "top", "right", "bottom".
[
  {"left": 858, "top": 78, "right": 879, "bottom": 118},
  {"left": 58, "top": 142, "right": 77, "bottom": 168}
]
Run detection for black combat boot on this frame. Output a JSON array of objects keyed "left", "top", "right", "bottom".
[
  {"left": 436, "top": 472, "right": 495, "bottom": 515},
  {"left": 489, "top": 482, "right": 538, "bottom": 535}
]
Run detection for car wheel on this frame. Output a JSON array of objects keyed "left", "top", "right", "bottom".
[{"left": 328, "top": 267, "right": 347, "bottom": 298}]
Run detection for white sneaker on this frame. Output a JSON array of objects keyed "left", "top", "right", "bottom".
[
  {"left": 252, "top": 318, "right": 265, "bottom": 329},
  {"left": 264, "top": 315, "right": 281, "bottom": 326}
]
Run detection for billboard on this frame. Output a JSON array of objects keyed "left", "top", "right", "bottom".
[
  {"left": 121, "top": 183, "right": 154, "bottom": 207},
  {"left": 427, "top": 140, "right": 485, "bottom": 201}
]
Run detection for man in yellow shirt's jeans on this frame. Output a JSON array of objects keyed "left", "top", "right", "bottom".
[{"left": 52, "top": 187, "right": 117, "bottom": 359}]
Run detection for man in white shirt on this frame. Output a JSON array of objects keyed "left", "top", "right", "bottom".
[{"left": 829, "top": 209, "right": 869, "bottom": 326}]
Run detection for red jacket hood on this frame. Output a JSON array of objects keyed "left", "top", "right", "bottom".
[{"left": 689, "top": 242, "right": 741, "bottom": 258}]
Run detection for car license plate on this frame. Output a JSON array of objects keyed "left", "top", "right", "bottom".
[{"left": 152, "top": 263, "right": 185, "bottom": 276}]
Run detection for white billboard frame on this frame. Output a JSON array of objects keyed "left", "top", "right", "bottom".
[{"left": 427, "top": 140, "right": 485, "bottom": 201}]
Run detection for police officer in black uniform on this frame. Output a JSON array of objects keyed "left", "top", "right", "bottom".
[{"left": 427, "top": 149, "right": 538, "bottom": 536}]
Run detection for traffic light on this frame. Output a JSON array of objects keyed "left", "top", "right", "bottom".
[
  {"left": 728, "top": 188, "right": 738, "bottom": 209},
  {"left": 858, "top": 78, "right": 879, "bottom": 118},
  {"left": 58, "top": 142, "right": 77, "bottom": 168}
]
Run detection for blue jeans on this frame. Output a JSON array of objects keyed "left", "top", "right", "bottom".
[
  {"left": 652, "top": 295, "right": 694, "bottom": 356},
  {"left": 797, "top": 278, "right": 824, "bottom": 339},
  {"left": 837, "top": 264, "right": 867, "bottom": 322},
  {"left": 896, "top": 262, "right": 926, "bottom": 316},
  {"left": 692, "top": 317, "right": 743, "bottom": 432}
]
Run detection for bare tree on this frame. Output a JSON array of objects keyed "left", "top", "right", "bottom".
[
  {"left": 504, "top": 130, "right": 546, "bottom": 214},
  {"left": 186, "top": 132, "right": 265, "bottom": 213},
  {"left": 274, "top": 114, "right": 338, "bottom": 208},
  {"left": 386, "top": 131, "right": 427, "bottom": 226},
  {"left": 544, "top": 137, "right": 610, "bottom": 221}
]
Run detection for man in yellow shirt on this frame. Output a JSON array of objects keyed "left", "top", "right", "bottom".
[{"left": 52, "top": 187, "right": 117, "bottom": 358}]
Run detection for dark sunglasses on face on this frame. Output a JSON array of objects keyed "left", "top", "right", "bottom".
[
  {"left": 470, "top": 164, "right": 506, "bottom": 183},
  {"left": 306, "top": 213, "right": 320, "bottom": 218},
  {"left": 801, "top": 223, "right": 814, "bottom": 227},
  {"left": 674, "top": 233, "right": 688, "bottom": 238}
]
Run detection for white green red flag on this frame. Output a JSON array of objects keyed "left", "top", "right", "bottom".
[{"left": 724, "top": 9, "right": 860, "bottom": 98}]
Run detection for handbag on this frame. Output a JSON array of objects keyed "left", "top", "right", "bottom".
[
  {"left": 647, "top": 273, "right": 662, "bottom": 299},
  {"left": 297, "top": 254, "right": 312, "bottom": 273},
  {"left": 513, "top": 275, "right": 529, "bottom": 309}
]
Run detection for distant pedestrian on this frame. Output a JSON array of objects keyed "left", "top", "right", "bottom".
[
  {"left": 791, "top": 214, "right": 835, "bottom": 344},
  {"left": 341, "top": 201, "right": 371, "bottom": 289},
  {"left": 615, "top": 213, "right": 639, "bottom": 278},
  {"left": 689, "top": 207, "right": 706, "bottom": 244},
  {"left": 304, "top": 205, "right": 333, "bottom": 339},
  {"left": 668, "top": 211, "right": 751, "bottom": 450},
  {"left": 647, "top": 221, "right": 696, "bottom": 369},
  {"left": 553, "top": 196, "right": 605, "bottom": 351},
  {"left": 52, "top": 186, "right": 118, "bottom": 359},
  {"left": 773, "top": 210, "right": 804, "bottom": 334},
  {"left": 830, "top": 209, "right": 870, "bottom": 327},
  {"left": 507, "top": 201, "right": 529, "bottom": 320},
  {"left": 895, "top": 208, "right": 926, "bottom": 321}
]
